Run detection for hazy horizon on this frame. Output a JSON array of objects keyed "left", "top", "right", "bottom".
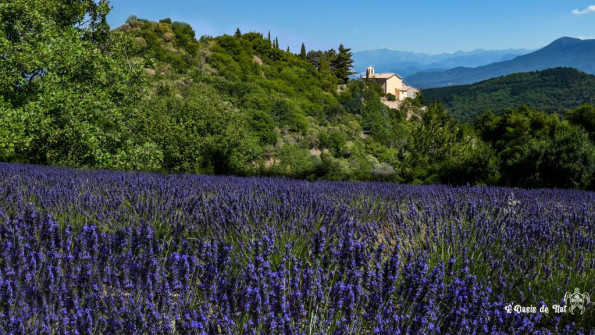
[{"left": 106, "top": 0, "right": 595, "bottom": 54}]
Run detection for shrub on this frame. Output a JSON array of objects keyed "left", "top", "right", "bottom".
[{"left": 371, "top": 162, "right": 396, "bottom": 180}]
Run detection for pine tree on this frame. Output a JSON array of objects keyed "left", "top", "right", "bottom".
[
  {"left": 300, "top": 43, "right": 306, "bottom": 59},
  {"left": 234, "top": 28, "right": 242, "bottom": 38},
  {"left": 332, "top": 44, "right": 354, "bottom": 84},
  {"left": 286, "top": 46, "right": 290, "bottom": 53}
]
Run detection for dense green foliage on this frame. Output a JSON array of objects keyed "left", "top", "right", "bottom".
[
  {"left": 566, "top": 104, "right": 595, "bottom": 141},
  {"left": 476, "top": 106, "right": 595, "bottom": 189},
  {"left": 423, "top": 68, "right": 595, "bottom": 122},
  {"left": 0, "top": 0, "right": 147, "bottom": 169},
  {"left": 1, "top": 2, "right": 594, "bottom": 189}
]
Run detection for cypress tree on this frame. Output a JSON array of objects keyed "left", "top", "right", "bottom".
[
  {"left": 300, "top": 43, "right": 306, "bottom": 59},
  {"left": 275, "top": 37, "right": 279, "bottom": 49},
  {"left": 234, "top": 28, "right": 242, "bottom": 38},
  {"left": 286, "top": 46, "right": 290, "bottom": 53}
]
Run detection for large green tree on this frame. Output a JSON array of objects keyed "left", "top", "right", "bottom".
[
  {"left": 0, "top": 0, "right": 147, "bottom": 168},
  {"left": 332, "top": 44, "right": 354, "bottom": 84},
  {"left": 0, "top": 0, "right": 111, "bottom": 106},
  {"left": 566, "top": 104, "right": 595, "bottom": 141}
]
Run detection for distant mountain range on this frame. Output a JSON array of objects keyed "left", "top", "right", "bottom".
[
  {"left": 422, "top": 67, "right": 595, "bottom": 122},
  {"left": 407, "top": 37, "right": 595, "bottom": 88},
  {"left": 352, "top": 48, "right": 530, "bottom": 78}
]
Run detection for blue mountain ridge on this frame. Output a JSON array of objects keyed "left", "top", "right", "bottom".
[{"left": 406, "top": 37, "right": 595, "bottom": 88}]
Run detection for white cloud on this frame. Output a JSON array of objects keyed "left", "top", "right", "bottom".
[{"left": 572, "top": 5, "right": 595, "bottom": 14}]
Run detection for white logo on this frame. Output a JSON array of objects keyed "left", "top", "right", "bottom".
[
  {"left": 505, "top": 304, "right": 513, "bottom": 313},
  {"left": 564, "top": 288, "right": 590, "bottom": 315}
]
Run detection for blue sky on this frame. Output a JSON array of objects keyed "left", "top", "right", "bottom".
[{"left": 106, "top": 0, "right": 595, "bottom": 54}]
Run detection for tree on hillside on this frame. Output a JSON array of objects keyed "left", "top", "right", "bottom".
[
  {"left": 361, "top": 90, "right": 392, "bottom": 144},
  {"left": 126, "top": 15, "right": 138, "bottom": 24},
  {"left": 324, "top": 48, "right": 337, "bottom": 63},
  {"left": 171, "top": 21, "right": 196, "bottom": 39},
  {"left": 332, "top": 44, "right": 354, "bottom": 84},
  {"left": 300, "top": 43, "right": 307, "bottom": 59},
  {"left": 566, "top": 104, "right": 595, "bottom": 141},
  {"left": 319, "top": 56, "right": 337, "bottom": 91},
  {"left": 306, "top": 50, "right": 324, "bottom": 70},
  {"left": 234, "top": 28, "right": 242, "bottom": 38}
]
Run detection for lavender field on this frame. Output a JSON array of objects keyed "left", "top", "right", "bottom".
[{"left": 0, "top": 163, "right": 593, "bottom": 334}]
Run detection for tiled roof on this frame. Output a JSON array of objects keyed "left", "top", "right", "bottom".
[
  {"left": 366, "top": 73, "right": 402, "bottom": 79},
  {"left": 404, "top": 84, "right": 419, "bottom": 92}
]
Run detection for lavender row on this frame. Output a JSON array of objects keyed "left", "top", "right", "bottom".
[{"left": 0, "top": 163, "right": 593, "bottom": 333}]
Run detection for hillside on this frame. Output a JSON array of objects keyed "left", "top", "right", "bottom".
[
  {"left": 352, "top": 48, "right": 529, "bottom": 77},
  {"left": 422, "top": 68, "right": 595, "bottom": 122},
  {"left": 407, "top": 37, "right": 595, "bottom": 88},
  {"left": 115, "top": 18, "right": 358, "bottom": 177},
  {"left": 8, "top": 11, "right": 477, "bottom": 185}
]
